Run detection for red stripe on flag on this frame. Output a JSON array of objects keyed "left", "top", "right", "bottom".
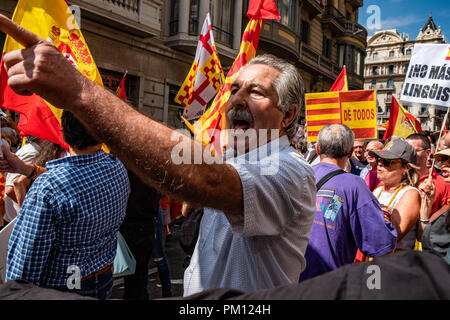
[
  {"left": 306, "top": 108, "right": 341, "bottom": 116},
  {"left": 306, "top": 98, "right": 340, "bottom": 105},
  {"left": 307, "top": 119, "right": 341, "bottom": 126},
  {"left": 353, "top": 128, "right": 376, "bottom": 139},
  {"left": 308, "top": 131, "right": 320, "bottom": 137},
  {"left": 339, "top": 91, "right": 375, "bottom": 102}
]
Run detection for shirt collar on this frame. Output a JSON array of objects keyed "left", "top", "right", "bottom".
[
  {"left": 224, "top": 135, "right": 290, "bottom": 161},
  {"left": 46, "top": 150, "right": 110, "bottom": 169}
]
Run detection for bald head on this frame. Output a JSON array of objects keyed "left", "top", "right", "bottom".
[
  {"left": 317, "top": 124, "right": 354, "bottom": 159},
  {"left": 365, "top": 140, "right": 384, "bottom": 168}
]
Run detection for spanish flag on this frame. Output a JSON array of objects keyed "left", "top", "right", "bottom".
[
  {"left": 329, "top": 66, "right": 348, "bottom": 92},
  {"left": 186, "top": 0, "right": 280, "bottom": 155},
  {"left": 0, "top": 0, "right": 103, "bottom": 150},
  {"left": 116, "top": 72, "right": 127, "bottom": 100},
  {"left": 383, "top": 95, "right": 422, "bottom": 140}
]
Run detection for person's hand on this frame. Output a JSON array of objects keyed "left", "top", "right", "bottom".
[
  {"left": 0, "top": 14, "right": 91, "bottom": 110},
  {"left": 0, "top": 143, "right": 31, "bottom": 175},
  {"left": 419, "top": 178, "right": 436, "bottom": 204}
]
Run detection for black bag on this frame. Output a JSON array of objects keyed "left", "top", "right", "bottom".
[{"left": 179, "top": 208, "right": 204, "bottom": 255}]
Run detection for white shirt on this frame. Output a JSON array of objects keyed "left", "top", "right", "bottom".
[
  {"left": 183, "top": 135, "right": 316, "bottom": 296},
  {"left": 4, "top": 142, "right": 41, "bottom": 223},
  {"left": 373, "top": 185, "right": 421, "bottom": 250}
]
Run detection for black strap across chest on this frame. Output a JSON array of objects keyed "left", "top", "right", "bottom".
[{"left": 316, "top": 169, "right": 346, "bottom": 192}]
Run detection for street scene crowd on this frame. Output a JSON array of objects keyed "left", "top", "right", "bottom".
[{"left": 0, "top": 6, "right": 449, "bottom": 301}]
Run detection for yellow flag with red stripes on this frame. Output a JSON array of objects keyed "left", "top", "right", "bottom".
[
  {"left": 305, "top": 92, "right": 341, "bottom": 142},
  {"left": 0, "top": 0, "right": 103, "bottom": 151}
]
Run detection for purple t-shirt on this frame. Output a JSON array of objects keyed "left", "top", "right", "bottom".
[{"left": 299, "top": 163, "right": 397, "bottom": 282}]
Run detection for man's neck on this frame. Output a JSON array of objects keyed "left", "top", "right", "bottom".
[
  {"left": 69, "top": 144, "right": 102, "bottom": 156},
  {"left": 320, "top": 157, "right": 348, "bottom": 170},
  {"left": 419, "top": 166, "right": 430, "bottom": 177}
]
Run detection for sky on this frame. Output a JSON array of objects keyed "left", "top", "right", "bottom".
[{"left": 359, "top": 0, "right": 450, "bottom": 41}]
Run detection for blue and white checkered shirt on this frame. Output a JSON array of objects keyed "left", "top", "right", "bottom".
[{"left": 6, "top": 150, "right": 130, "bottom": 287}]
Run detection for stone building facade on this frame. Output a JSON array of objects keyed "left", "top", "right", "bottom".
[
  {"left": 364, "top": 15, "right": 447, "bottom": 135},
  {"left": 0, "top": 0, "right": 367, "bottom": 129}
]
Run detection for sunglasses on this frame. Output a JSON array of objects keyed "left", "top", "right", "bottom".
[{"left": 376, "top": 158, "right": 403, "bottom": 167}]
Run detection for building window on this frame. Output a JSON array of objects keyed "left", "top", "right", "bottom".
[
  {"left": 189, "top": 0, "right": 200, "bottom": 35},
  {"left": 371, "top": 66, "right": 379, "bottom": 75},
  {"left": 355, "top": 50, "right": 361, "bottom": 75},
  {"left": 387, "top": 79, "right": 394, "bottom": 88},
  {"left": 301, "top": 20, "right": 310, "bottom": 44},
  {"left": 210, "top": 0, "right": 234, "bottom": 47},
  {"left": 386, "top": 92, "right": 392, "bottom": 101},
  {"left": 373, "top": 52, "right": 378, "bottom": 59},
  {"left": 388, "top": 65, "right": 394, "bottom": 74},
  {"left": 389, "top": 50, "right": 394, "bottom": 57},
  {"left": 404, "top": 63, "right": 409, "bottom": 74},
  {"left": 169, "top": 0, "right": 179, "bottom": 36},
  {"left": 100, "top": 69, "right": 139, "bottom": 108},
  {"left": 406, "top": 48, "right": 412, "bottom": 55},
  {"left": 322, "top": 36, "right": 332, "bottom": 59},
  {"left": 276, "top": 0, "right": 295, "bottom": 29},
  {"left": 371, "top": 79, "right": 377, "bottom": 89},
  {"left": 338, "top": 45, "right": 345, "bottom": 67}
]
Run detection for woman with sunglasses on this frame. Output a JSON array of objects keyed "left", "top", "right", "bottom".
[{"left": 370, "top": 139, "right": 421, "bottom": 251}]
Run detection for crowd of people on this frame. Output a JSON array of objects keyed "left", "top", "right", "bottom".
[{"left": 0, "top": 13, "right": 448, "bottom": 300}]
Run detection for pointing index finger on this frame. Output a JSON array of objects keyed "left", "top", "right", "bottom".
[{"left": 0, "top": 14, "right": 43, "bottom": 48}]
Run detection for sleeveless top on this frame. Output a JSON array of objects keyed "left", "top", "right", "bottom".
[{"left": 373, "top": 186, "right": 421, "bottom": 250}]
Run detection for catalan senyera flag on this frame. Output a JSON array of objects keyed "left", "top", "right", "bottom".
[
  {"left": 305, "top": 92, "right": 341, "bottom": 142},
  {"left": 187, "top": 0, "right": 280, "bottom": 154},
  {"left": 383, "top": 95, "right": 422, "bottom": 140},
  {"left": 446, "top": 46, "right": 450, "bottom": 60},
  {"left": 0, "top": 0, "right": 103, "bottom": 151},
  {"left": 116, "top": 72, "right": 127, "bottom": 100},
  {"left": 306, "top": 90, "right": 377, "bottom": 142},
  {"left": 329, "top": 66, "right": 348, "bottom": 92},
  {"left": 175, "top": 13, "right": 224, "bottom": 120}
]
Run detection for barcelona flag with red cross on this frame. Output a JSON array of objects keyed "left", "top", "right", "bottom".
[{"left": 175, "top": 13, "right": 224, "bottom": 120}]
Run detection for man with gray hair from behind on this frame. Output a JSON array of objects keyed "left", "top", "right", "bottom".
[{"left": 299, "top": 123, "right": 397, "bottom": 282}]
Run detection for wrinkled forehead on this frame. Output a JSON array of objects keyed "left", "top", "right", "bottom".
[{"left": 233, "top": 63, "right": 280, "bottom": 86}]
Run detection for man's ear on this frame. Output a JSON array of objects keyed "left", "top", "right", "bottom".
[
  {"left": 316, "top": 143, "right": 321, "bottom": 155},
  {"left": 281, "top": 104, "right": 298, "bottom": 129}
]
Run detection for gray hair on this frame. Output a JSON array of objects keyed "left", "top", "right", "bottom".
[
  {"left": 244, "top": 54, "right": 305, "bottom": 140},
  {"left": 317, "top": 124, "right": 354, "bottom": 159}
]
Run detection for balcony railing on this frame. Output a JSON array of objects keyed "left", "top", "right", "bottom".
[
  {"left": 70, "top": 0, "right": 161, "bottom": 37},
  {"left": 343, "top": 21, "right": 367, "bottom": 44},
  {"left": 321, "top": 4, "right": 346, "bottom": 33},
  {"left": 94, "top": 0, "right": 139, "bottom": 19}
]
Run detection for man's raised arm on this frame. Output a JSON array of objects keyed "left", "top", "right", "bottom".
[{"left": 0, "top": 14, "right": 243, "bottom": 216}]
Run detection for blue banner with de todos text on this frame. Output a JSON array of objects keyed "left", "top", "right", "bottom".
[{"left": 401, "top": 44, "right": 450, "bottom": 108}]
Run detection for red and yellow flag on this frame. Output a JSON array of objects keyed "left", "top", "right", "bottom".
[
  {"left": 383, "top": 95, "right": 422, "bottom": 140},
  {"left": 0, "top": 0, "right": 103, "bottom": 151},
  {"left": 305, "top": 90, "right": 377, "bottom": 142},
  {"left": 116, "top": 72, "right": 127, "bottom": 100},
  {"left": 305, "top": 92, "right": 341, "bottom": 142},
  {"left": 329, "top": 66, "right": 348, "bottom": 92},
  {"left": 187, "top": 0, "right": 280, "bottom": 154}
]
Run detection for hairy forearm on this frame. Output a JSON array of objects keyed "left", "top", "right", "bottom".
[{"left": 69, "top": 80, "right": 242, "bottom": 214}]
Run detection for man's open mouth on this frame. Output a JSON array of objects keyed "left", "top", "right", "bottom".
[{"left": 233, "top": 118, "right": 251, "bottom": 130}]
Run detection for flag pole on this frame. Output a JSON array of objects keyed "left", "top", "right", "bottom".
[{"left": 429, "top": 107, "right": 450, "bottom": 179}]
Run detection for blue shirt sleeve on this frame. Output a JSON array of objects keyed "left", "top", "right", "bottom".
[
  {"left": 5, "top": 179, "right": 56, "bottom": 286},
  {"left": 350, "top": 195, "right": 397, "bottom": 257}
]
